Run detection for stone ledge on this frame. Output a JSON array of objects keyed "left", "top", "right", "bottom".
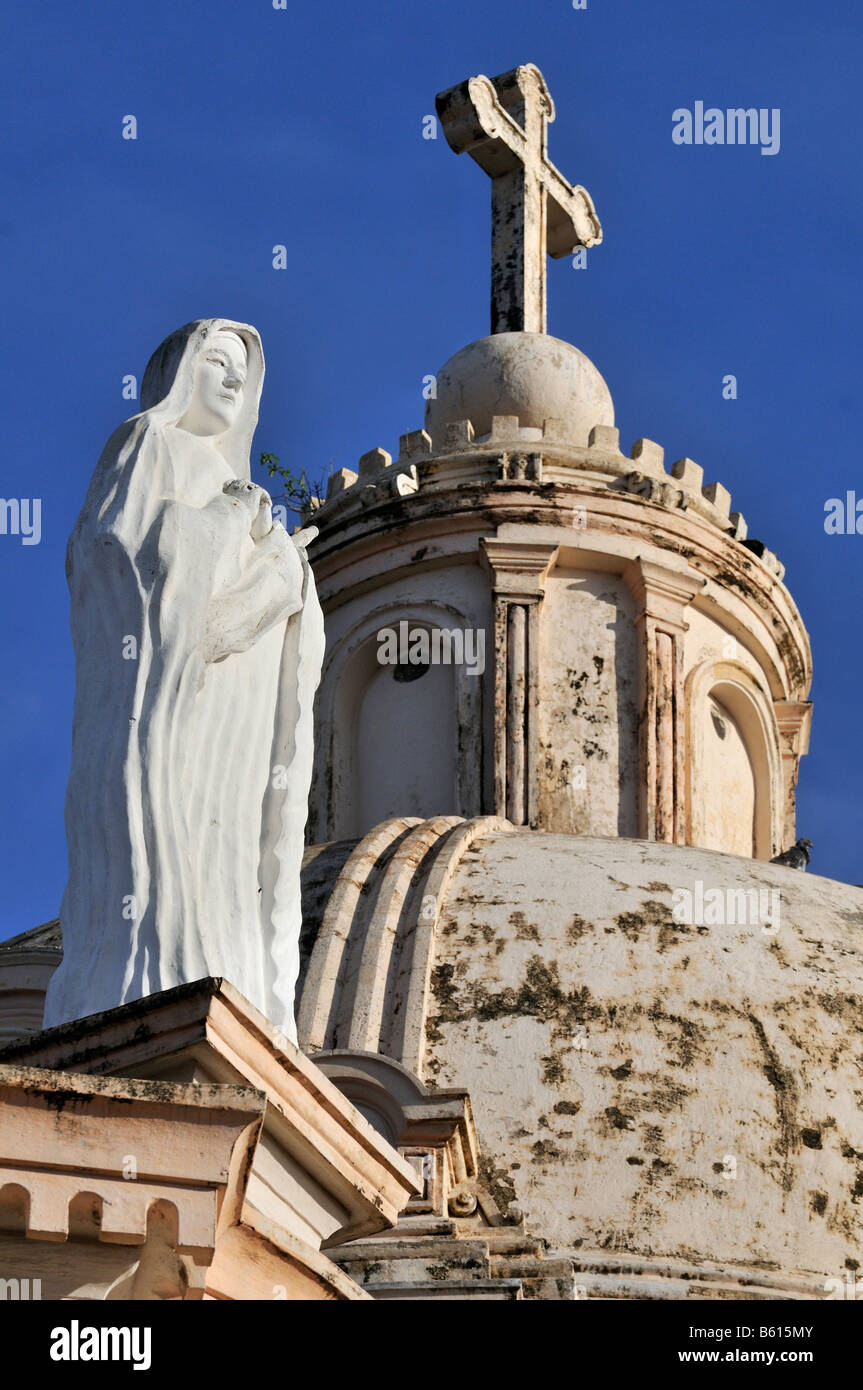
[
  {"left": 0, "top": 977, "right": 420, "bottom": 1249},
  {"left": 0, "top": 1056, "right": 379, "bottom": 1300}
]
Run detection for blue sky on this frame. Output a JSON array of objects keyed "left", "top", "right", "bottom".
[{"left": 1, "top": 0, "right": 860, "bottom": 936}]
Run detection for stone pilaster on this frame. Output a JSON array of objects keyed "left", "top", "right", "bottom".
[
  {"left": 773, "top": 700, "right": 813, "bottom": 849},
  {"left": 480, "top": 539, "right": 558, "bottom": 827},
  {"left": 624, "top": 559, "right": 705, "bottom": 843}
]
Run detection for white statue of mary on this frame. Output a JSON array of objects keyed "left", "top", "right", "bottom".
[{"left": 43, "top": 319, "right": 324, "bottom": 1042}]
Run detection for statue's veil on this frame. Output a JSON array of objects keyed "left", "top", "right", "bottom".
[{"left": 75, "top": 318, "right": 264, "bottom": 557}]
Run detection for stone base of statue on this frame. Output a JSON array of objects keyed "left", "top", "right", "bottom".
[{"left": 0, "top": 979, "right": 419, "bottom": 1300}]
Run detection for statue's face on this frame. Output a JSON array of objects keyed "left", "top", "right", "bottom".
[{"left": 178, "top": 331, "right": 248, "bottom": 437}]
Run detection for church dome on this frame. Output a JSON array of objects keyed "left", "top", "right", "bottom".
[
  {"left": 425, "top": 332, "right": 614, "bottom": 445},
  {"left": 297, "top": 819, "right": 863, "bottom": 1296}
]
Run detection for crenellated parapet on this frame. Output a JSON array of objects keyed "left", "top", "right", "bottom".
[{"left": 309, "top": 414, "right": 785, "bottom": 581}]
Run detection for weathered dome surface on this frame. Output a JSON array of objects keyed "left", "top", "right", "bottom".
[
  {"left": 424, "top": 332, "right": 614, "bottom": 445},
  {"left": 299, "top": 819, "right": 863, "bottom": 1296}
]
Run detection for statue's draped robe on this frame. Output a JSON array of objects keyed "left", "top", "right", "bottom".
[{"left": 44, "top": 320, "right": 324, "bottom": 1040}]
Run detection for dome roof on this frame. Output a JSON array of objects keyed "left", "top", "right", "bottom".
[
  {"left": 298, "top": 818, "right": 863, "bottom": 1294},
  {"left": 424, "top": 332, "right": 614, "bottom": 445}
]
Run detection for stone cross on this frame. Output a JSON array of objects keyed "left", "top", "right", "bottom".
[{"left": 436, "top": 64, "right": 602, "bottom": 334}]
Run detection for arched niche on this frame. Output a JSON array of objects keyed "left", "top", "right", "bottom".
[
  {"left": 310, "top": 601, "right": 483, "bottom": 842},
  {"left": 686, "top": 661, "right": 781, "bottom": 859},
  {"left": 68, "top": 1190, "right": 105, "bottom": 1241},
  {"left": 311, "top": 1051, "right": 429, "bottom": 1147},
  {"left": 0, "top": 1182, "right": 29, "bottom": 1234}
]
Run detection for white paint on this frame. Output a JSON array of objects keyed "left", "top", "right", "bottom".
[{"left": 44, "top": 319, "right": 324, "bottom": 1041}]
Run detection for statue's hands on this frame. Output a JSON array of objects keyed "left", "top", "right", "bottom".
[
  {"left": 291, "top": 526, "right": 318, "bottom": 556},
  {"left": 222, "top": 479, "right": 272, "bottom": 541}
]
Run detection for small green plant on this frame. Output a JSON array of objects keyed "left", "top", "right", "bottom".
[{"left": 258, "top": 453, "right": 327, "bottom": 511}]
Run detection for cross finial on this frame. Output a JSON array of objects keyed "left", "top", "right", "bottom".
[{"left": 436, "top": 64, "right": 602, "bottom": 334}]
